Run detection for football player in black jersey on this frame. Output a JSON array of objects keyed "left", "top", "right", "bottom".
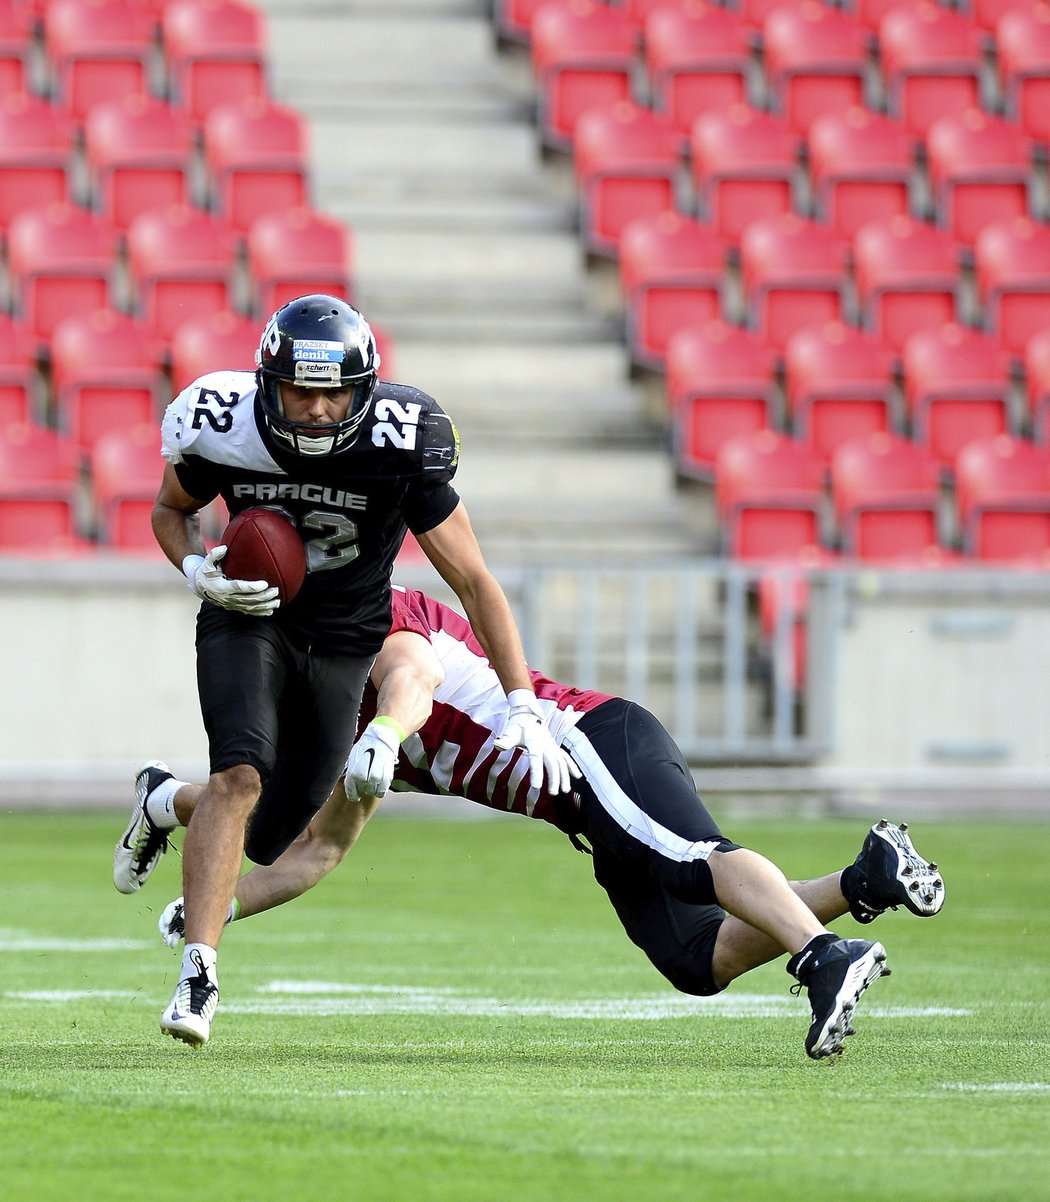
[{"left": 114, "top": 294, "right": 578, "bottom": 1047}]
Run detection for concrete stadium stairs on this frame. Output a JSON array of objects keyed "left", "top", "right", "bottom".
[{"left": 252, "top": 0, "right": 707, "bottom": 563}]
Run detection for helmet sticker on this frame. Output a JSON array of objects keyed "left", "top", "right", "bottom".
[{"left": 291, "top": 339, "right": 344, "bottom": 362}]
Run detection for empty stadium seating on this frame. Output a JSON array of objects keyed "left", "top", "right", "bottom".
[
  {"left": 530, "top": 0, "right": 636, "bottom": 151},
  {"left": 90, "top": 421, "right": 165, "bottom": 551},
  {"left": 5, "top": 201, "right": 117, "bottom": 347},
  {"left": 879, "top": 2, "right": 984, "bottom": 136},
  {"left": 975, "top": 217, "right": 1050, "bottom": 358},
  {"left": 761, "top": 1, "right": 869, "bottom": 135},
  {"left": 618, "top": 209, "right": 725, "bottom": 371},
  {"left": 955, "top": 434, "right": 1050, "bottom": 562},
  {"left": 997, "top": 4, "right": 1050, "bottom": 143},
  {"left": 162, "top": 0, "right": 269, "bottom": 126},
  {"left": 689, "top": 103, "right": 801, "bottom": 243},
  {"left": 124, "top": 203, "right": 238, "bottom": 347},
  {"left": 574, "top": 101, "right": 682, "bottom": 257},
  {"left": 43, "top": 0, "right": 157, "bottom": 122},
  {"left": 715, "top": 428, "right": 828, "bottom": 560},
  {"left": 807, "top": 106, "right": 916, "bottom": 240},
  {"left": 739, "top": 213, "right": 848, "bottom": 347},
  {"left": 831, "top": 431, "right": 945, "bottom": 562},
  {"left": 666, "top": 319, "right": 778, "bottom": 479},
  {"left": 643, "top": 2, "right": 751, "bottom": 137},
  {"left": 168, "top": 308, "right": 258, "bottom": 394},
  {"left": 901, "top": 322, "right": 1014, "bottom": 468},
  {"left": 203, "top": 96, "right": 310, "bottom": 235},
  {"left": 925, "top": 109, "right": 1034, "bottom": 247},
  {"left": 82, "top": 94, "right": 197, "bottom": 229},
  {"left": 783, "top": 320, "right": 897, "bottom": 461},
  {"left": 1024, "top": 326, "right": 1050, "bottom": 444},
  {"left": 0, "top": 313, "right": 38, "bottom": 428},
  {"left": 49, "top": 307, "right": 165, "bottom": 452},
  {"left": 0, "top": 420, "right": 83, "bottom": 551},
  {"left": 246, "top": 206, "right": 355, "bottom": 318},
  {"left": 852, "top": 215, "right": 960, "bottom": 351},
  {"left": 0, "top": 92, "right": 73, "bottom": 234}
]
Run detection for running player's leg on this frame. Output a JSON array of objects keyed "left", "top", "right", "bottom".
[{"left": 244, "top": 648, "right": 372, "bottom": 865}]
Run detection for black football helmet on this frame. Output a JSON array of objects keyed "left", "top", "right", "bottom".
[{"left": 255, "top": 294, "right": 381, "bottom": 457}]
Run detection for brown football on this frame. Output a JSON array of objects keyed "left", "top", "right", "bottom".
[{"left": 220, "top": 507, "right": 307, "bottom": 605}]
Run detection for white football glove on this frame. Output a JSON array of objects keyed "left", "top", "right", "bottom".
[
  {"left": 183, "top": 547, "right": 280, "bottom": 616},
  {"left": 343, "top": 719, "right": 402, "bottom": 802},
  {"left": 494, "top": 689, "right": 580, "bottom": 795}
]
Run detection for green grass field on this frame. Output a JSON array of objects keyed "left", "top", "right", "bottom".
[{"left": 1, "top": 810, "right": 1048, "bottom": 1202}]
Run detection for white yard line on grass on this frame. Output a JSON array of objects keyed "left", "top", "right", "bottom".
[{"left": 2, "top": 981, "right": 972, "bottom": 1021}]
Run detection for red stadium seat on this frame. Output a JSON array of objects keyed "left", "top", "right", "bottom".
[
  {"left": 0, "top": 420, "right": 82, "bottom": 550},
  {"left": 715, "top": 427, "right": 828, "bottom": 560},
  {"left": 82, "top": 94, "right": 197, "bottom": 229},
  {"left": 203, "top": 96, "right": 310, "bottom": 235},
  {"left": 530, "top": 0, "right": 636, "bottom": 151},
  {"left": 43, "top": 0, "right": 157, "bottom": 121},
  {"left": 90, "top": 421, "right": 164, "bottom": 551},
  {"left": 666, "top": 319, "right": 779, "bottom": 479},
  {"left": 1024, "top": 326, "right": 1050, "bottom": 444},
  {"left": 0, "top": 92, "right": 74, "bottom": 232},
  {"left": 879, "top": 2, "right": 984, "bottom": 136},
  {"left": 735, "top": 0, "right": 810, "bottom": 38},
  {"left": 997, "top": 5, "right": 1050, "bottom": 146},
  {"left": 644, "top": 2, "right": 751, "bottom": 137},
  {"left": 618, "top": 210, "right": 726, "bottom": 371},
  {"left": 852, "top": 215, "right": 960, "bottom": 351},
  {"left": 689, "top": 104, "right": 801, "bottom": 244},
  {"left": 169, "top": 307, "right": 258, "bottom": 394},
  {"left": 162, "top": 0, "right": 268, "bottom": 125},
  {"left": 925, "top": 109, "right": 1034, "bottom": 247},
  {"left": 0, "top": 0, "right": 30, "bottom": 95},
  {"left": 125, "top": 203, "right": 238, "bottom": 346},
  {"left": 573, "top": 101, "right": 682, "bottom": 257},
  {"left": 246, "top": 206, "right": 355, "bottom": 318},
  {"left": 49, "top": 307, "right": 165, "bottom": 451},
  {"left": 739, "top": 213, "right": 847, "bottom": 348},
  {"left": 5, "top": 201, "right": 117, "bottom": 347},
  {"left": 901, "top": 323, "right": 1014, "bottom": 468},
  {"left": 955, "top": 434, "right": 1050, "bottom": 562},
  {"left": 970, "top": 0, "right": 1039, "bottom": 35},
  {"left": 762, "top": 1, "right": 869, "bottom": 134},
  {"left": 974, "top": 217, "right": 1050, "bottom": 358},
  {"left": 496, "top": 0, "right": 552, "bottom": 42},
  {"left": 783, "top": 320, "right": 897, "bottom": 461},
  {"left": 0, "top": 313, "right": 38, "bottom": 428},
  {"left": 807, "top": 106, "right": 916, "bottom": 240},
  {"left": 831, "top": 431, "right": 944, "bottom": 561}
]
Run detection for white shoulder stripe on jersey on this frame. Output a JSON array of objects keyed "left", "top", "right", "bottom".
[{"left": 562, "top": 728, "right": 721, "bottom": 864}]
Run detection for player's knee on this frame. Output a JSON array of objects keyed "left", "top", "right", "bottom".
[
  {"left": 210, "top": 763, "right": 262, "bottom": 809},
  {"left": 654, "top": 949, "right": 723, "bottom": 998}
]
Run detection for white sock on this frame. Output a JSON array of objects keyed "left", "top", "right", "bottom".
[
  {"left": 144, "top": 776, "right": 186, "bottom": 830},
  {"left": 183, "top": 943, "right": 218, "bottom": 983}
]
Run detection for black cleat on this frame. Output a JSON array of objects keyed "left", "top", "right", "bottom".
[
  {"left": 843, "top": 820, "right": 945, "bottom": 924},
  {"left": 789, "top": 936, "right": 890, "bottom": 1060}
]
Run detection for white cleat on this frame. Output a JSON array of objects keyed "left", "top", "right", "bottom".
[
  {"left": 159, "top": 949, "right": 218, "bottom": 1048},
  {"left": 113, "top": 760, "right": 176, "bottom": 894}
]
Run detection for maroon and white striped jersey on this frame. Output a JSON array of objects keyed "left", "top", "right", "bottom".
[{"left": 356, "top": 586, "right": 612, "bottom": 825}]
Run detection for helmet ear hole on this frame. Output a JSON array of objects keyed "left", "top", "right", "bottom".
[{"left": 255, "top": 294, "right": 379, "bottom": 458}]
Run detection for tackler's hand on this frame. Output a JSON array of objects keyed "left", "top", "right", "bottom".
[
  {"left": 344, "top": 719, "right": 403, "bottom": 802},
  {"left": 494, "top": 690, "right": 580, "bottom": 795}
]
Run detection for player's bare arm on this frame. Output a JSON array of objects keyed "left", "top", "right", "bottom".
[
  {"left": 416, "top": 503, "right": 579, "bottom": 793},
  {"left": 415, "top": 501, "right": 533, "bottom": 694},
  {"left": 343, "top": 631, "right": 445, "bottom": 802},
  {"left": 151, "top": 462, "right": 208, "bottom": 568}
]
